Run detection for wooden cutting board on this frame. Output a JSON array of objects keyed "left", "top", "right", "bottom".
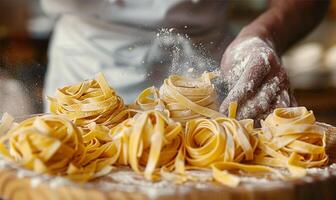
[{"left": 0, "top": 123, "right": 335, "bottom": 200}]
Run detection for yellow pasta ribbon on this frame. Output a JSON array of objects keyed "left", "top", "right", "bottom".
[
  {"left": 184, "top": 115, "right": 257, "bottom": 167},
  {"left": 186, "top": 102, "right": 279, "bottom": 187},
  {"left": 0, "top": 114, "right": 119, "bottom": 182},
  {"left": 228, "top": 102, "right": 238, "bottom": 118},
  {"left": 159, "top": 72, "right": 223, "bottom": 124},
  {"left": 184, "top": 118, "right": 226, "bottom": 167},
  {"left": 110, "top": 110, "right": 184, "bottom": 180},
  {"left": 48, "top": 73, "right": 129, "bottom": 129},
  {"left": 109, "top": 119, "right": 133, "bottom": 166},
  {"left": 252, "top": 107, "right": 328, "bottom": 178},
  {"left": 129, "top": 86, "right": 170, "bottom": 118},
  {"left": 184, "top": 116, "right": 264, "bottom": 187},
  {"left": 211, "top": 162, "right": 283, "bottom": 187},
  {"left": 72, "top": 123, "right": 120, "bottom": 180}
]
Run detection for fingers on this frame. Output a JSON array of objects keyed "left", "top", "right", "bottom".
[
  {"left": 223, "top": 54, "right": 269, "bottom": 90},
  {"left": 220, "top": 53, "right": 277, "bottom": 114},
  {"left": 219, "top": 37, "right": 292, "bottom": 120},
  {"left": 227, "top": 64, "right": 290, "bottom": 120},
  {"left": 221, "top": 37, "right": 279, "bottom": 90},
  {"left": 272, "top": 89, "right": 291, "bottom": 109},
  {"left": 241, "top": 87, "right": 293, "bottom": 126},
  {"left": 219, "top": 78, "right": 256, "bottom": 115},
  {"left": 252, "top": 89, "right": 290, "bottom": 126},
  {"left": 236, "top": 76, "right": 281, "bottom": 120}
]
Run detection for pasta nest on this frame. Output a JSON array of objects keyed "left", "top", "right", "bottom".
[
  {"left": 159, "top": 73, "right": 222, "bottom": 124},
  {"left": 110, "top": 110, "right": 184, "bottom": 180},
  {"left": 253, "top": 107, "right": 328, "bottom": 177},
  {"left": 184, "top": 117, "right": 258, "bottom": 167},
  {"left": 48, "top": 73, "right": 129, "bottom": 129},
  {"left": 130, "top": 86, "right": 168, "bottom": 114},
  {"left": 131, "top": 72, "right": 223, "bottom": 124},
  {"left": 0, "top": 114, "right": 119, "bottom": 182}
]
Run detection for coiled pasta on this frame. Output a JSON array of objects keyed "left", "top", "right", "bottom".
[
  {"left": 130, "top": 86, "right": 166, "bottom": 112},
  {"left": 0, "top": 114, "right": 119, "bottom": 182},
  {"left": 184, "top": 118, "right": 257, "bottom": 167},
  {"left": 0, "top": 114, "right": 82, "bottom": 174},
  {"left": 48, "top": 73, "right": 129, "bottom": 129},
  {"left": 183, "top": 117, "right": 272, "bottom": 187},
  {"left": 252, "top": 107, "right": 328, "bottom": 177},
  {"left": 110, "top": 110, "right": 184, "bottom": 180},
  {"left": 159, "top": 72, "right": 223, "bottom": 124}
]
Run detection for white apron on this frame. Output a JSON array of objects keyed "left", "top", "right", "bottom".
[{"left": 42, "top": 0, "right": 228, "bottom": 108}]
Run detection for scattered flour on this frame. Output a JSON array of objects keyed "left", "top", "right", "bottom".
[
  {"left": 1, "top": 155, "right": 336, "bottom": 200},
  {"left": 306, "top": 167, "right": 330, "bottom": 177},
  {"left": 152, "top": 28, "right": 218, "bottom": 78},
  {"left": 238, "top": 77, "right": 280, "bottom": 119},
  {"left": 151, "top": 28, "right": 226, "bottom": 102},
  {"left": 30, "top": 177, "right": 43, "bottom": 188}
]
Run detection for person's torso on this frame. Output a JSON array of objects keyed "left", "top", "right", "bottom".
[
  {"left": 43, "top": 0, "right": 228, "bottom": 33},
  {"left": 43, "top": 0, "right": 229, "bottom": 105}
]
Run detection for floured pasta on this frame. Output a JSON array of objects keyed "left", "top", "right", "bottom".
[
  {"left": 48, "top": 73, "right": 129, "bottom": 129},
  {"left": 252, "top": 107, "right": 328, "bottom": 177},
  {"left": 211, "top": 162, "right": 283, "bottom": 187},
  {"left": 109, "top": 118, "right": 133, "bottom": 166},
  {"left": 184, "top": 117, "right": 257, "bottom": 167},
  {"left": 0, "top": 114, "right": 119, "bottom": 182},
  {"left": 110, "top": 110, "right": 184, "bottom": 180},
  {"left": 130, "top": 86, "right": 166, "bottom": 112},
  {"left": 73, "top": 122, "right": 120, "bottom": 181},
  {"left": 183, "top": 117, "right": 276, "bottom": 187},
  {"left": 0, "top": 72, "right": 331, "bottom": 187},
  {"left": 129, "top": 86, "right": 170, "bottom": 119},
  {"left": 158, "top": 72, "right": 223, "bottom": 124}
]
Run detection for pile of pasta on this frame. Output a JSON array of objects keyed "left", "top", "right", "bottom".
[
  {"left": 0, "top": 72, "right": 329, "bottom": 187},
  {"left": 131, "top": 72, "right": 223, "bottom": 124},
  {"left": 0, "top": 114, "right": 119, "bottom": 182},
  {"left": 48, "top": 73, "right": 129, "bottom": 129}
]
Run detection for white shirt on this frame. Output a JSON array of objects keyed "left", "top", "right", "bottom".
[{"left": 42, "top": 0, "right": 228, "bottom": 108}]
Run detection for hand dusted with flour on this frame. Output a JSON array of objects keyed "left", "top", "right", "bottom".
[
  {"left": 218, "top": 0, "right": 329, "bottom": 121},
  {"left": 220, "top": 37, "right": 296, "bottom": 121}
]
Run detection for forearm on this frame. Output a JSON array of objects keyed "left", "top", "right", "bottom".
[{"left": 238, "top": 0, "right": 330, "bottom": 55}]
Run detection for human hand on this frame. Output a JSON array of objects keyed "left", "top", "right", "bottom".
[{"left": 219, "top": 36, "right": 297, "bottom": 121}]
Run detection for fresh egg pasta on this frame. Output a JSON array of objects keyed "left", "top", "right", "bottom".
[
  {"left": 252, "top": 107, "right": 328, "bottom": 177},
  {"left": 0, "top": 73, "right": 330, "bottom": 187},
  {"left": 48, "top": 73, "right": 129, "bottom": 129},
  {"left": 0, "top": 114, "right": 119, "bottom": 182},
  {"left": 110, "top": 110, "right": 184, "bottom": 180}
]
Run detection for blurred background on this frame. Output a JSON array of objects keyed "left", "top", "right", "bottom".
[{"left": 0, "top": 0, "right": 336, "bottom": 125}]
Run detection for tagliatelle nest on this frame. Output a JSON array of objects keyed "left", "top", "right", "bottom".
[
  {"left": 48, "top": 73, "right": 129, "bottom": 129},
  {"left": 252, "top": 107, "right": 328, "bottom": 177},
  {"left": 184, "top": 118, "right": 257, "bottom": 167},
  {"left": 131, "top": 72, "right": 223, "bottom": 125},
  {"left": 110, "top": 110, "right": 184, "bottom": 181},
  {"left": 0, "top": 114, "right": 119, "bottom": 182}
]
